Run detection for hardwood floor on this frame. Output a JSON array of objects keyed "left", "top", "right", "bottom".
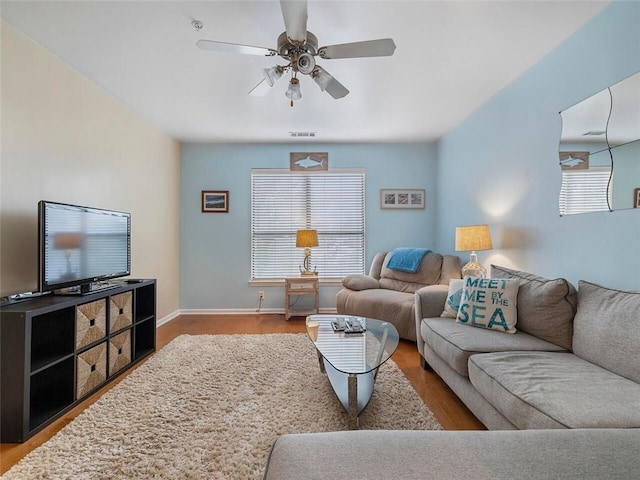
[{"left": 0, "top": 314, "right": 484, "bottom": 474}]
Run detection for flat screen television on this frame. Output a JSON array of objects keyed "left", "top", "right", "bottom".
[{"left": 38, "top": 201, "right": 131, "bottom": 294}]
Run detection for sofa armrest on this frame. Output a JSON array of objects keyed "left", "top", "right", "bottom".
[
  {"left": 414, "top": 285, "right": 449, "bottom": 351},
  {"left": 415, "top": 284, "right": 449, "bottom": 318},
  {"left": 342, "top": 274, "right": 380, "bottom": 291}
]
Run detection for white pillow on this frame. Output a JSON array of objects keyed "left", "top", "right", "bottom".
[
  {"left": 441, "top": 279, "right": 465, "bottom": 318},
  {"left": 456, "top": 276, "right": 520, "bottom": 333}
]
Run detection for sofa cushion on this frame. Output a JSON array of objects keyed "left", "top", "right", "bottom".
[
  {"left": 469, "top": 351, "right": 640, "bottom": 429},
  {"left": 421, "top": 318, "right": 564, "bottom": 377},
  {"left": 456, "top": 277, "right": 519, "bottom": 333},
  {"left": 264, "top": 429, "right": 640, "bottom": 480},
  {"left": 441, "top": 279, "right": 464, "bottom": 318},
  {"left": 379, "top": 252, "right": 443, "bottom": 293},
  {"left": 342, "top": 274, "right": 380, "bottom": 291},
  {"left": 491, "top": 265, "right": 576, "bottom": 350},
  {"left": 572, "top": 281, "right": 640, "bottom": 383}
]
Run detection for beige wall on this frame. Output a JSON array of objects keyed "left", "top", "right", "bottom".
[{"left": 1, "top": 22, "right": 180, "bottom": 319}]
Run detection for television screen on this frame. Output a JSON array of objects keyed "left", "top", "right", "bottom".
[{"left": 38, "top": 201, "right": 131, "bottom": 293}]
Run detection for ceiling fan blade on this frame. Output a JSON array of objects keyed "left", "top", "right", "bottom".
[
  {"left": 248, "top": 79, "right": 273, "bottom": 97},
  {"left": 319, "top": 38, "right": 396, "bottom": 59},
  {"left": 280, "top": 0, "right": 308, "bottom": 43},
  {"left": 325, "top": 77, "right": 349, "bottom": 99},
  {"left": 196, "top": 39, "right": 276, "bottom": 57}
]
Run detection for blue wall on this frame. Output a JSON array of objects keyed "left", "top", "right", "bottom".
[
  {"left": 180, "top": 143, "right": 438, "bottom": 310},
  {"left": 436, "top": 0, "right": 640, "bottom": 289}
]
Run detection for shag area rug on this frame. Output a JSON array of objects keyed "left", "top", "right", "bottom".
[{"left": 4, "top": 334, "right": 441, "bottom": 479}]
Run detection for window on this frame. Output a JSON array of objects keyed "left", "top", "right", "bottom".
[
  {"left": 559, "top": 167, "right": 612, "bottom": 216},
  {"left": 251, "top": 169, "right": 365, "bottom": 280}
]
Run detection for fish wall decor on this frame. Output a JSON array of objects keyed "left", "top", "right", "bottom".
[{"left": 290, "top": 152, "right": 329, "bottom": 171}]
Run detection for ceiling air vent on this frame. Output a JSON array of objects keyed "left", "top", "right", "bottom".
[
  {"left": 582, "top": 130, "right": 606, "bottom": 136},
  {"left": 289, "top": 132, "right": 317, "bottom": 137}
]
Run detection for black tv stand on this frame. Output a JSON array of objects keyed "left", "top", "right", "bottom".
[{"left": 1, "top": 279, "right": 156, "bottom": 442}]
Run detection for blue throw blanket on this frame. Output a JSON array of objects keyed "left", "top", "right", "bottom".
[{"left": 386, "top": 248, "right": 432, "bottom": 273}]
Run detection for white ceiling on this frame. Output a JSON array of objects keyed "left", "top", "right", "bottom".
[{"left": 1, "top": 1, "right": 610, "bottom": 143}]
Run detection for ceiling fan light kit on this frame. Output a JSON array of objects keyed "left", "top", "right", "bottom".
[
  {"left": 286, "top": 77, "right": 302, "bottom": 104},
  {"left": 311, "top": 66, "right": 332, "bottom": 92},
  {"left": 296, "top": 53, "right": 316, "bottom": 75},
  {"left": 196, "top": 0, "right": 396, "bottom": 106},
  {"left": 262, "top": 66, "right": 285, "bottom": 87}
]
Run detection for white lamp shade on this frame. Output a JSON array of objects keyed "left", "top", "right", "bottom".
[
  {"left": 312, "top": 66, "right": 332, "bottom": 91},
  {"left": 262, "top": 66, "right": 284, "bottom": 87},
  {"left": 297, "top": 53, "right": 316, "bottom": 75},
  {"left": 286, "top": 78, "right": 302, "bottom": 100}
]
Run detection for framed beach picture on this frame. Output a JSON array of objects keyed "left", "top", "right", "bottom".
[
  {"left": 634, "top": 188, "right": 640, "bottom": 208},
  {"left": 380, "top": 189, "right": 426, "bottom": 209},
  {"left": 202, "top": 190, "right": 229, "bottom": 213}
]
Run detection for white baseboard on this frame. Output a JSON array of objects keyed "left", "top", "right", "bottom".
[
  {"left": 181, "top": 308, "right": 283, "bottom": 315},
  {"left": 160, "top": 307, "right": 338, "bottom": 324},
  {"left": 156, "top": 309, "right": 181, "bottom": 327}
]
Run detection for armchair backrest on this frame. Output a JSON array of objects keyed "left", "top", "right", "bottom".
[
  {"left": 368, "top": 252, "right": 388, "bottom": 279},
  {"left": 369, "top": 251, "right": 461, "bottom": 294}
]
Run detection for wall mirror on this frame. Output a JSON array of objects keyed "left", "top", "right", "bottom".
[{"left": 558, "top": 70, "right": 640, "bottom": 215}]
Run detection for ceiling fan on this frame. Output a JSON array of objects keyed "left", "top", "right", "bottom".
[{"left": 196, "top": 0, "right": 396, "bottom": 106}]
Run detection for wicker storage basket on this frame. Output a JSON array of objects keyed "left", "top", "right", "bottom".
[
  {"left": 109, "top": 329, "right": 132, "bottom": 376},
  {"left": 109, "top": 291, "right": 133, "bottom": 333},
  {"left": 76, "top": 341, "right": 107, "bottom": 399},
  {"left": 76, "top": 299, "right": 107, "bottom": 349}
]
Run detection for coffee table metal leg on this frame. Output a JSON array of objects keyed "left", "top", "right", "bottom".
[
  {"left": 348, "top": 374, "right": 358, "bottom": 429},
  {"left": 316, "top": 350, "right": 326, "bottom": 374},
  {"left": 322, "top": 358, "right": 373, "bottom": 429}
]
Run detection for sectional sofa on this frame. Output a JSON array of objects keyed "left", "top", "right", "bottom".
[
  {"left": 416, "top": 264, "right": 640, "bottom": 430},
  {"left": 264, "top": 265, "right": 640, "bottom": 479}
]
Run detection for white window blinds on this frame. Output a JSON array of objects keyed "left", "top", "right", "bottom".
[
  {"left": 251, "top": 169, "right": 365, "bottom": 279},
  {"left": 559, "top": 167, "right": 612, "bottom": 216}
]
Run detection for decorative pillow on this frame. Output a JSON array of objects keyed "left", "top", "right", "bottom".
[
  {"left": 441, "top": 279, "right": 465, "bottom": 318},
  {"left": 456, "top": 276, "right": 520, "bottom": 333}
]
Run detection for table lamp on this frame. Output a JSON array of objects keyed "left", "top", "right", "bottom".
[
  {"left": 455, "top": 224, "right": 493, "bottom": 278},
  {"left": 296, "top": 229, "right": 318, "bottom": 276}
]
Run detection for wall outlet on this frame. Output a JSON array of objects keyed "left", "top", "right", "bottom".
[{"left": 258, "top": 291, "right": 265, "bottom": 300}]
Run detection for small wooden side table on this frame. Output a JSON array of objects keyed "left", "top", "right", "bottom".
[{"left": 284, "top": 277, "right": 319, "bottom": 320}]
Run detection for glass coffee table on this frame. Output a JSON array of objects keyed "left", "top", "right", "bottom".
[{"left": 305, "top": 314, "right": 400, "bottom": 428}]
